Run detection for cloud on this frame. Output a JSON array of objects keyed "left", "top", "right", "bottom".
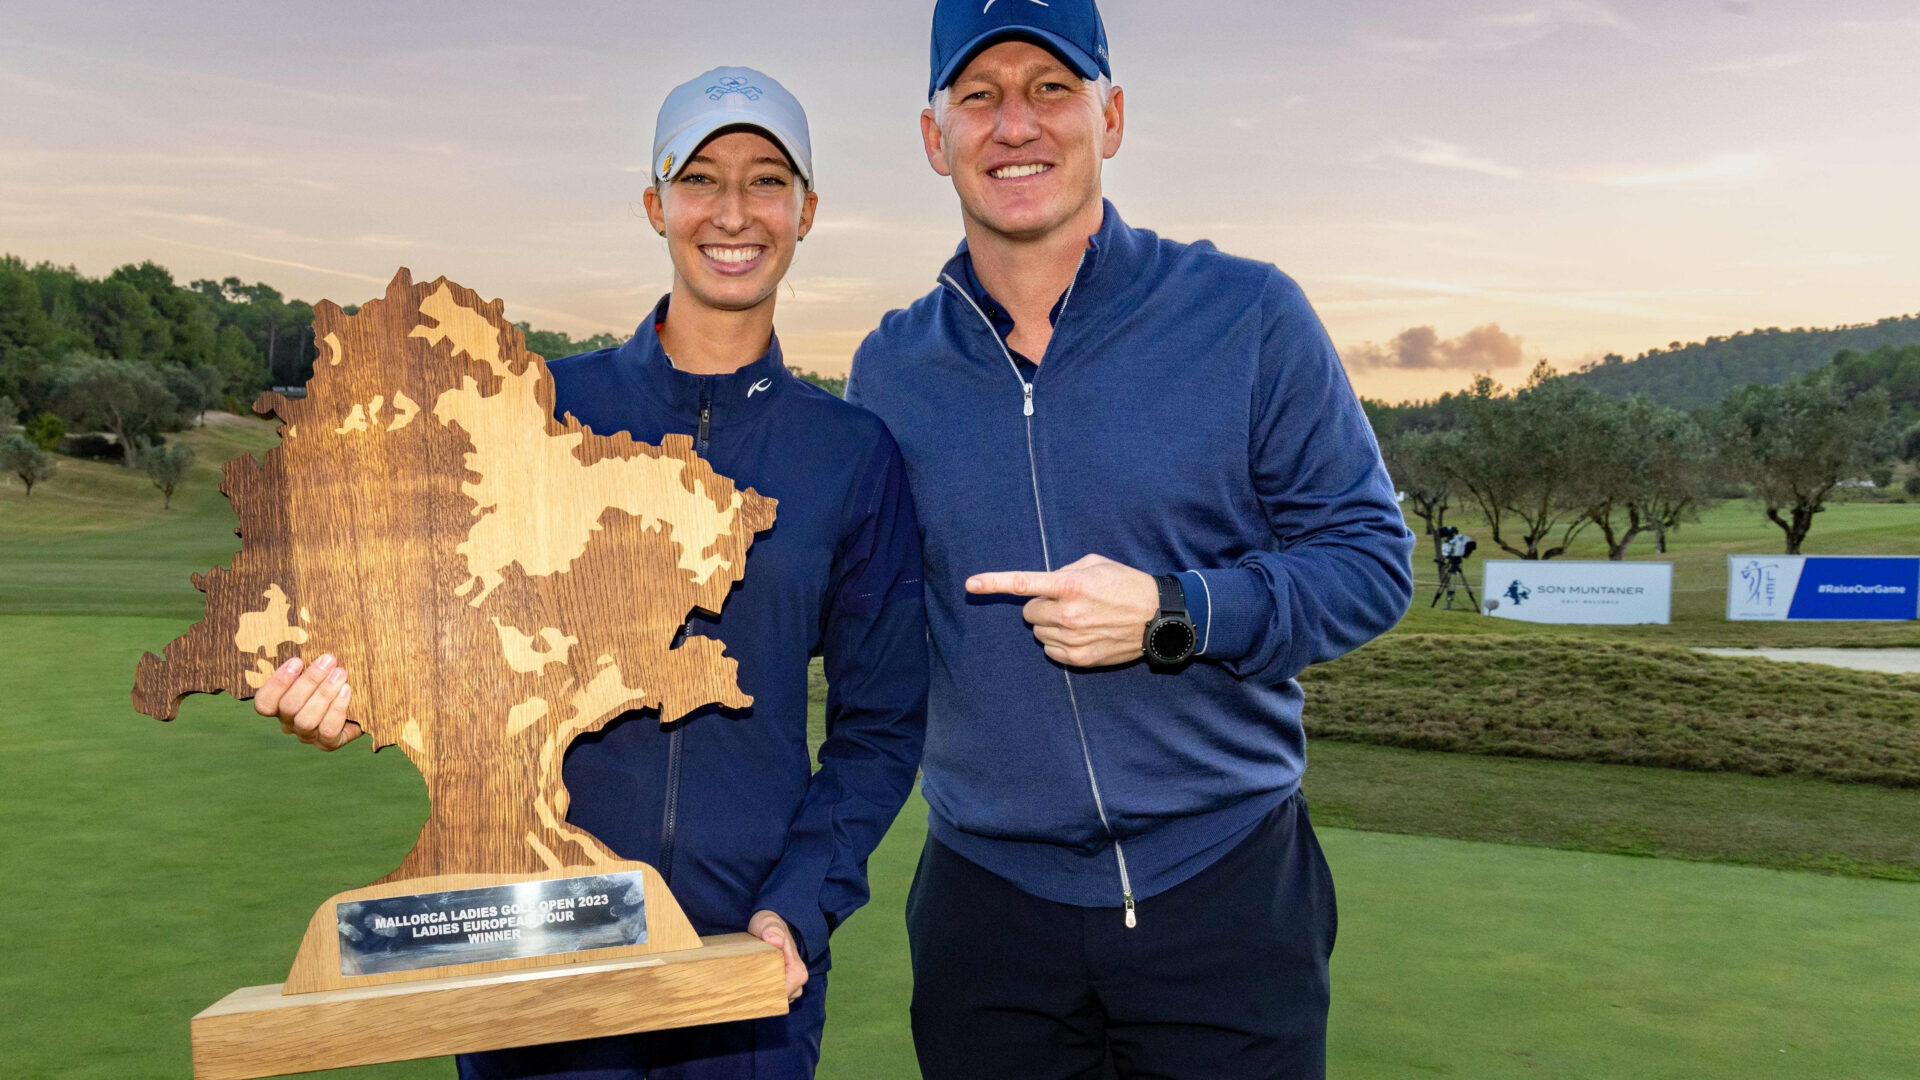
[
  {"left": 345, "top": 234, "right": 418, "bottom": 250},
  {"left": 1331, "top": 275, "right": 1723, "bottom": 320},
  {"left": 0, "top": 68, "right": 112, "bottom": 105},
  {"left": 1726, "top": 252, "right": 1890, "bottom": 270},
  {"left": 1720, "top": 1, "right": 1755, "bottom": 13},
  {"left": 1487, "top": 1, "right": 1631, "bottom": 33},
  {"left": 1374, "top": 143, "right": 1765, "bottom": 187},
  {"left": 134, "top": 234, "right": 388, "bottom": 286},
  {"left": 780, "top": 277, "right": 884, "bottom": 306},
  {"left": 14, "top": 39, "right": 394, "bottom": 110},
  {"left": 136, "top": 234, "right": 543, "bottom": 316},
  {"left": 1356, "top": 220, "right": 1487, "bottom": 239},
  {"left": 1598, "top": 153, "right": 1768, "bottom": 186},
  {"left": 1364, "top": 35, "right": 1448, "bottom": 57},
  {"left": 1343, "top": 324, "right": 1529, "bottom": 372},
  {"left": 1837, "top": 18, "right": 1920, "bottom": 36},
  {"left": 122, "top": 208, "right": 418, "bottom": 250},
  {"left": 1368, "top": 1, "right": 1631, "bottom": 56},
  {"left": 1696, "top": 52, "right": 1809, "bottom": 73},
  {"left": 1379, "top": 138, "right": 1527, "bottom": 179}
]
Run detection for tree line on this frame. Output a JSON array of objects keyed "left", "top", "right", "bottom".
[
  {"left": 1373, "top": 346, "right": 1920, "bottom": 562},
  {"left": 1, "top": 255, "right": 852, "bottom": 504},
  {"left": 1565, "top": 314, "right": 1920, "bottom": 411}
]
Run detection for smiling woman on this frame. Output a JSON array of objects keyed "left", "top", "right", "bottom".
[
  {"left": 643, "top": 128, "right": 816, "bottom": 371},
  {"left": 242, "top": 64, "right": 929, "bottom": 1080}
]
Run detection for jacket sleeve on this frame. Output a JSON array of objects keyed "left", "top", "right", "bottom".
[
  {"left": 752, "top": 425, "right": 928, "bottom": 965},
  {"left": 1183, "top": 271, "right": 1415, "bottom": 682}
]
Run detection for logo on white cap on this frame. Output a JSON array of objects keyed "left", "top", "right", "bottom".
[{"left": 707, "top": 76, "right": 764, "bottom": 102}]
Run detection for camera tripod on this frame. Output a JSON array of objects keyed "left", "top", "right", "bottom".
[{"left": 1430, "top": 556, "right": 1479, "bottom": 611}]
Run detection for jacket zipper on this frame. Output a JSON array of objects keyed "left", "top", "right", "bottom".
[
  {"left": 940, "top": 259, "right": 1137, "bottom": 929},
  {"left": 661, "top": 389, "right": 714, "bottom": 884}
]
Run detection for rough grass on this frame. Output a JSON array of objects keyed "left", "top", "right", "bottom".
[
  {"left": 0, "top": 419, "right": 277, "bottom": 619},
  {"left": 0, "top": 417, "right": 278, "bottom": 536},
  {"left": 1301, "top": 634, "right": 1920, "bottom": 785},
  {"left": 1304, "top": 741, "right": 1920, "bottom": 881}
]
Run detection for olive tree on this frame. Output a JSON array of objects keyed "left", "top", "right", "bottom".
[
  {"left": 2, "top": 432, "right": 56, "bottom": 496},
  {"left": 1573, "top": 397, "right": 1714, "bottom": 560},
  {"left": 138, "top": 437, "right": 196, "bottom": 510},
  {"left": 1444, "top": 365, "right": 1601, "bottom": 560},
  {"left": 1714, "top": 373, "right": 1896, "bottom": 554},
  {"left": 1379, "top": 428, "right": 1455, "bottom": 563},
  {"left": 51, "top": 355, "right": 184, "bottom": 466}
]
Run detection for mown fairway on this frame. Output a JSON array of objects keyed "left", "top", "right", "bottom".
[
  {"left": 7, "top": 619, "right": 1920, "bottom": 1079},
  {"left": 4, "top": 420, "right": 1919, "bottom": 1077}
]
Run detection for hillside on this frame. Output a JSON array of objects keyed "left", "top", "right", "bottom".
[{"left": 1567, "top": 314, "right": 1920, "bottom": 410}]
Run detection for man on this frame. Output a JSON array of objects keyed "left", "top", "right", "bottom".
[{"left": 845, "top": 1, "right": 1415, "bottom": 1076}]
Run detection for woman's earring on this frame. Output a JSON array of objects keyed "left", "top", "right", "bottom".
[{"left": 657, "top": 229, "right": 666, "bottom": 237}]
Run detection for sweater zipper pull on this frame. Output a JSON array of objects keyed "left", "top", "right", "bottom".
[
  {"left": 1123, "top": 891, "right": 1137, "bottom": 929},
  {"left": 1021, "top": 381, "right": 1034, "bottom": 417}
]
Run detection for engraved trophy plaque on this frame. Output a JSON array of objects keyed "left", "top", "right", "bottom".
[{"left": 131, "top": 271, "right": 787, "bottom": 1079}]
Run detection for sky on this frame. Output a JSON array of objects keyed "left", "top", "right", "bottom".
[{"left": 2, "top": 0, "right": 1917, "bottom": 403}]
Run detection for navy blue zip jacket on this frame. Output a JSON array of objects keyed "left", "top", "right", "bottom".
[
  {"left": 847, "top": 203, "right": 1413, "bottom": 914},
  {"left": 549, "top": 297, "right": 927, "bottom": 968}
]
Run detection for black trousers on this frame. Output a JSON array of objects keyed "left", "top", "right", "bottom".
[{"left": 907, "top": 793, "right": 1336, "bottom": 1080}]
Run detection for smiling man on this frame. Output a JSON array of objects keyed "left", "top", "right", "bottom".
[{"left": 845, "top": 1, "right": 1415, "bottom": 1077}]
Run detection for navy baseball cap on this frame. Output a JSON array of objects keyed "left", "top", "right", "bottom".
[{"left": 929, "top": 0, "right": 1111, "bottom": 100}]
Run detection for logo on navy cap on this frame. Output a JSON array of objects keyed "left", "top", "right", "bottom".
[{"left": 930, "top": 0, "right": 1110, "bottom": 99}]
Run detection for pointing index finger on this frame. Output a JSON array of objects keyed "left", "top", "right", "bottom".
[{"left": 966, "top": 570, "right": 1066, "bottom": 598}]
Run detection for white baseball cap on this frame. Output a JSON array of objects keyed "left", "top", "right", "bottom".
[{"left": 652, "top": 67, "right": 814, "bottom": 188}]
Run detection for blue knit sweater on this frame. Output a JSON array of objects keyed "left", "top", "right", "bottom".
[{"left": 848, "top": 203, "right": 1413, "bottom": 913}]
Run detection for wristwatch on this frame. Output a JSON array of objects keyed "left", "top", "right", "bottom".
[{"left": 1142, "top": 574, "right": 1198, "bottom": 666}]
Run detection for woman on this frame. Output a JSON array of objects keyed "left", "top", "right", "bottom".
[{"left": 253, "top": 68, "right": 928, "bottom": 1080}]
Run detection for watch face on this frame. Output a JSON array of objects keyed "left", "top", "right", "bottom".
[{"left": 1149, "top": 618, "right": 1196, "bottom": 663}]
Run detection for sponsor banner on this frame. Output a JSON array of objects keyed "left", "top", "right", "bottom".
[
  {"left": 1727, "top": 556, "right": 1920, "bottom": 621},
  {"left": 1482, "top": 561, "right": 1673, "bottom": 625}
]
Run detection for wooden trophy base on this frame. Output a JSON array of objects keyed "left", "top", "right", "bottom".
[
  {"left": 188, "top": 861, "right": 787, "bottom": 1079},
  {"left": 191, "top": 933, "right": 787, "bottom": 1080}
]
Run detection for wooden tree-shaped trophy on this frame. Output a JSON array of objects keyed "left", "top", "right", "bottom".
[{"left": 131, "top": 271, "right": 787, "bottom": 1079}]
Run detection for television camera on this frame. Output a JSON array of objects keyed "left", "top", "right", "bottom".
[{"left": 1430, "top": 526, "right": 1480, "bottom": 611}]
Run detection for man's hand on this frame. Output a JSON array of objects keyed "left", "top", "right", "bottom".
[
  {"left": 748, "top": 909, "right": 809, "bottom": 1002},
  {"left": 967, "top": 554, "right": 1159, "bottom": 669},
  {"left": 253, "top": 654, "right": 364, "bottom": 751}
]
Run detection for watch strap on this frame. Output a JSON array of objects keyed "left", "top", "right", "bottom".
[{"left": 1155, "top": 573, "right": 1186, "bottom": 617}]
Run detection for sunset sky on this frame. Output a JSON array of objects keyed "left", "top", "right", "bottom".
[{"left": 3, "top": 0, "right": 1916, "bottom": 402}]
